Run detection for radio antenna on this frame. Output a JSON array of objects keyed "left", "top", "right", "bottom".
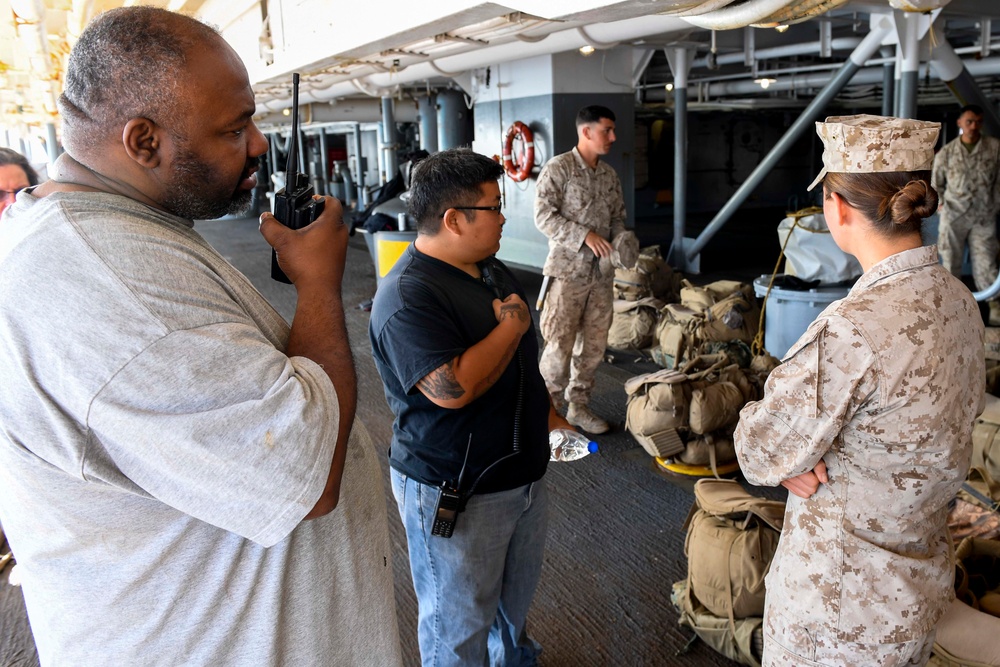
[{"left": 285, "top": 73, "right": 300, "bottom": 179}]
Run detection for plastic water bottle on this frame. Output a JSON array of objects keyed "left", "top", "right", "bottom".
[{"left": 549, "top": 429, "right": 599, "bottom": 462}]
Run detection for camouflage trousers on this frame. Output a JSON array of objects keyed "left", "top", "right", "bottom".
[
  {"left": 539, "top": 275, "right": 613, "bottom": 405},
  {"left": 762, "top": 607, "right": 935, "bottom": 667},
  {"left": 938, "top": 207, "right": 999, "bottom": 299}
]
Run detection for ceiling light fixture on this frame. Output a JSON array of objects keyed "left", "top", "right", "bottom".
[
  {"left": 665, "top": 83, "right": 674, "bottom": 92},
  {"left": 754, "top": 77, "right": 777, "bottom": 89},
  {"left": 579, "top": 45, "right": 596, "bottom": 56}
]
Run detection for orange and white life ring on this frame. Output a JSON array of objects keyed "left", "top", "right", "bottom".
[{"left": 502, "top": 121, "right": 535, "bottom": 182}]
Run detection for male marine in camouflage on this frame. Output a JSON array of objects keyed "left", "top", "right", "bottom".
[
  {"left": 534, "top": 105, "right": 627, "bottom": 435},
  {"left": 932, "top": 104, "right": 1000, "bottom": 325}
]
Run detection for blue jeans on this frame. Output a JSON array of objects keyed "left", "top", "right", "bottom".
[{"left": 390, "top": 469, "right": 548, "bottom": 667}]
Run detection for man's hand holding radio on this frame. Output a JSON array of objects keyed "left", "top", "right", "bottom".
[
  {"left": 260, "top": 194, "right": 356, "bottom": 515},
  {"left": 259, "top": 195, "right": 348, "bottom": 290}
]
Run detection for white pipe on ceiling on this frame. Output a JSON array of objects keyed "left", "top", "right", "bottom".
[
  {"left": 256, "top": 14, "right": 693, "bottom": 112},
  {"left": 682, "top": 0, "right": 806, "bottom": 30}
]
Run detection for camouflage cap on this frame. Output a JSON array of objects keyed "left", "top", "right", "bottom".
[{"left": 807, "top": 114, "right": 941, "bottom": 191}]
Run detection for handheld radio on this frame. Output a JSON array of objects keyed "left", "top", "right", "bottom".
[{"left": 270, "top": 72, "right": 324, "bottom": 283}]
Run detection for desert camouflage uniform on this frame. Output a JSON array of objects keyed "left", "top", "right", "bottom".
[
  {"left": 535, "top": 147, "right": 626, "bottom": 404},
  {"left": 932, "top": 135, "right": 1000, "bottom": 297},
  {"left": 735, "top": 246, "right": 984, "bottom": 666}
]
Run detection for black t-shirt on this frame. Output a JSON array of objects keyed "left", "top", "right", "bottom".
[{"left": 369, "top": 244, "right": 550, "bottom": 494}]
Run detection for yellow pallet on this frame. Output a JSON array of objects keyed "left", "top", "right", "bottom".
[{"left": 654, "top": 457, "right": 741, "bottom": 477}]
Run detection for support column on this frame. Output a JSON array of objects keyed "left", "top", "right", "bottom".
[
  {"left": 666, "top": 47, "right": 693, "bottom": 271},
  {"left": 897, "top": 12, "right": 920, "bottom": 119},
  {"left": 380, "top": 96, "right": 398, "bottom": 184},
  {"left": 880, "top": 46, "right": 895, "bottom": 117},
  {"left": 417, "top": 95, "right": 438, "bottom": 153},
  {"left": 686, "top": 18, "right": 893, "bottom": 264},
  {"left": 353, "top": 123, "right": 366, "bottom": 205}
]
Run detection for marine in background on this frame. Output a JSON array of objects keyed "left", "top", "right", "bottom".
[
  {"left": 534, "top": 104, "right": 628, "bottom": 435},
  {"left": 932, "top": 104, "right": 1000, "bottom": 325}
]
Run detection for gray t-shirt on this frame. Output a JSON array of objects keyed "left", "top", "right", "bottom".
[{"left": 0, "top": 191, "right": 401, "bottom": 666}]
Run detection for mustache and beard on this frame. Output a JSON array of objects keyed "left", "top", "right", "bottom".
[{"left": 161, "top": 141, "right": 259, "bottom": 221}]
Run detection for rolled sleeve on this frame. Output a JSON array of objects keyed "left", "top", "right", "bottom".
[
  {"left": 734, "top": 316, "right": 877, "bottom": 486},
  {"left": 87, "top": 322, "right": 338, "bottom": 547}
]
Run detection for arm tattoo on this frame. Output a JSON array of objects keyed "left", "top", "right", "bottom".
[
  {"left": 417, "top": 358, "right": 466, "bottom": 400},
  {"left": 498, "top": 303, "right": 528, "bottom": 324},
  {"left": 472, "top": 337, "right": 519, "bottom": 398}
]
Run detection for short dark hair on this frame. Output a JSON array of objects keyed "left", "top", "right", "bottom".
[
  {"left": 576, "top": 105, "right": 616, "bottom": 126},
  {"left": 407, "top": 149, "right": 504, "bottom": 234},
  {"left": 59, "top": 7, "right": 220, "bottom": 158},
  {"left": 0, "top": 148, "right": 39, "bottom": 186},
  {"left": 959, "top": 104, "right": 984, "bottom": 117}
]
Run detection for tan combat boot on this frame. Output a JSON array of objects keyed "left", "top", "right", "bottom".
[
  {"left": 991, "top": 302, "right": 1000, "bottom": 327},
  {"left": 566, "top": 403, "right": 610, "bottom": 434}
]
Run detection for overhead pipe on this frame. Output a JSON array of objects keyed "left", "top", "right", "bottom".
[
  {"left": 255, "top": 14, "right": 692, "bottom": 113},
  {"left": 928, "top": 35, "right": 1000, "bottom": 138},
  {"left": 685, "top": 17, "right": 894, "bottom": 264},
  {"left": 643, "top": 51, "right": 1000, "bottom": 100},
  {"left": 662, "top": 0, "right": 741, "bottom": 17},
  {"left": 682, "top": 0, "right": 850, "bottom": 30},
  {"left": 255, "top": 98, "right": 417, "bottom": 128},
  {"left": 682, "top": 0, "right": 802, "bottom": 29},
  {"left": 752, "top": 0, "right": 853, "bottom": 28},
  {"left": 690, "top": 36, "right": 863, "bottom": 69}
]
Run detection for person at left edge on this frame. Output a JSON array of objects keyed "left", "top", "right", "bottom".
[
  {"left": 370, "top": 148, "right": 572, "bottom": 667},
  {"left": 0, "top": 147, "right": 39, "bottom": 218}
]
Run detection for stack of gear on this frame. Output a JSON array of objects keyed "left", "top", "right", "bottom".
[
  {"left": 654, "top": 280, "right": 761, "bottom": 370},
  {"left": 623, "top": 355, "right": 765, "bottom": 476},
  {"left": 608, "top": 246, "right": 681, "bottom": 352},
  {"left": 671, "top": 479, "right": 785, "bottom": 667},
  {"left": 930, "top": 393, "right": 1000, "bottom": 667}
]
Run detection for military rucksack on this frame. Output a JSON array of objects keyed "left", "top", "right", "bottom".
[
  {"left": 674, "top": 479, "right": 785, "bottom": 667},
  {"left": 656, "top": 283, "right": 760, "bottom": 369},
  {"left": 613, "top": 245, "right": 681, "bottom": 302},
  {"left": 607, "top": 297, "right": 663, "bottom": 351},
  {"left": 624, "top": 356, "right": 760, "bottom": 470}
]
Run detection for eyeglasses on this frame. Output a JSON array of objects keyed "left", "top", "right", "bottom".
[
  {"left": 440, "top": 203, "right": 504, "bottom": 217},
  {"left": 0, "top": 188, "right": 25, "bottom": 201}
]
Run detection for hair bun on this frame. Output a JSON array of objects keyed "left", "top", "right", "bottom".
[{"left": 889, "top": 179, "right": 938, "bottom": 225}]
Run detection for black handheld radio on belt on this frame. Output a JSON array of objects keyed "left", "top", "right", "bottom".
[{"left": 270, "top": 73, "right": 324, "bottom": 284}]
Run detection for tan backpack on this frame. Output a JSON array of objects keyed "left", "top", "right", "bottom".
[
  {"left": 607, "top": 297, "right": 663, "bottom": 351},
  {"left": 674, "top": 479, "right": 785, "bottom": 667},
  {"left": 613, "top": 245, "right": 681, "bottom": 302},
  {"left": 656, "top": 284, "right": 760, "bottom": 369},
  {"left": 624, "top": 357, "right": 758, "bottom": 464}
]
